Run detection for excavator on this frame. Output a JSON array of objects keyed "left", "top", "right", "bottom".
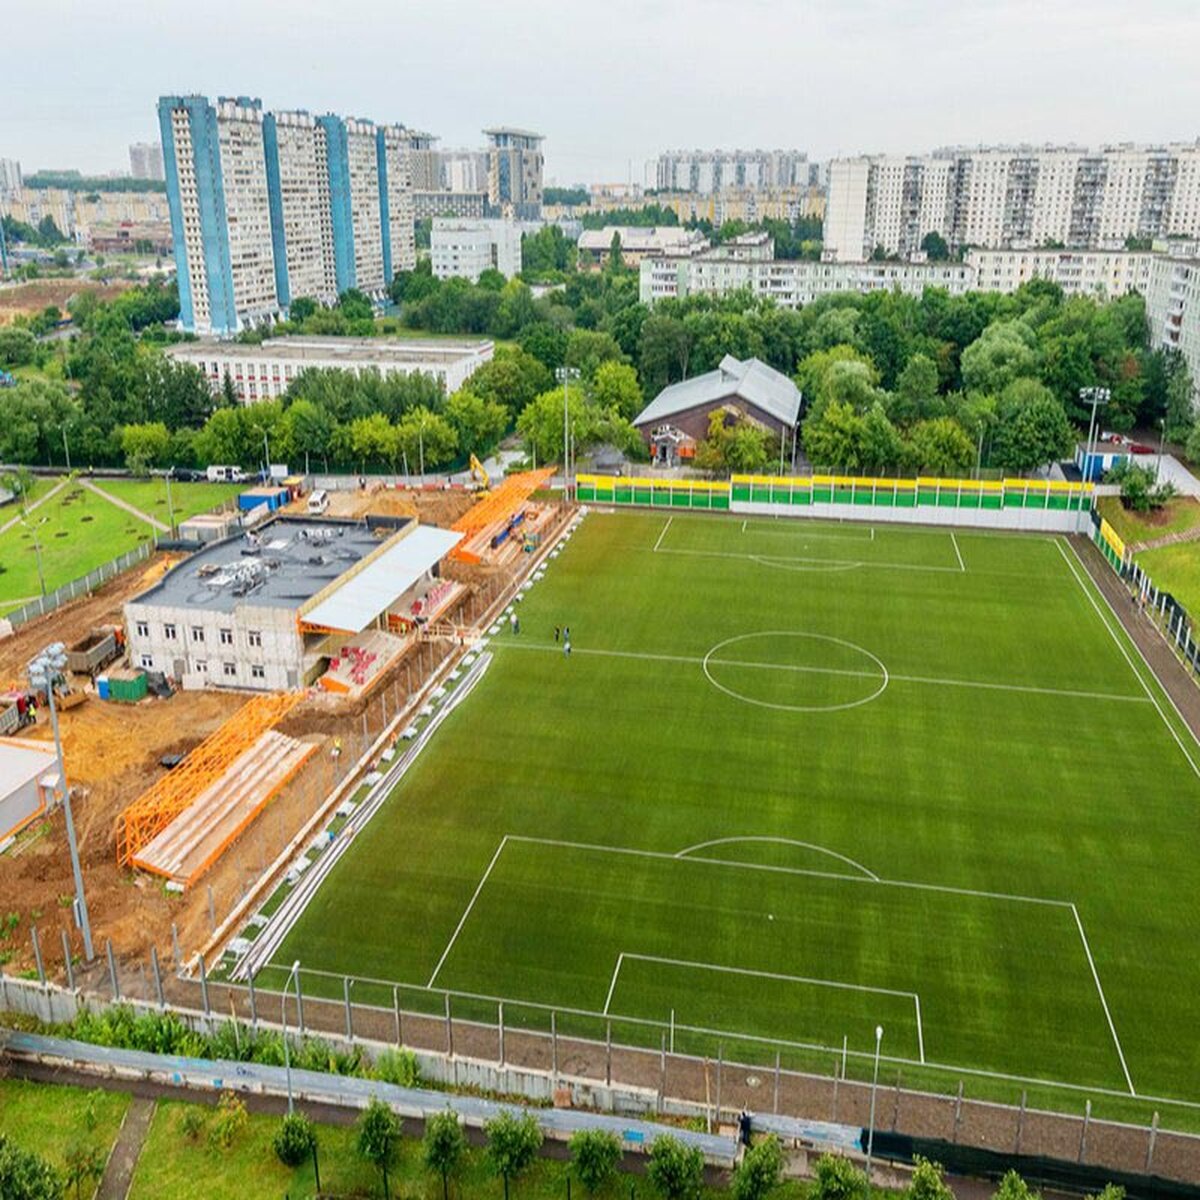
[{"left": 468, "top": 453, "right": 491, "bottom": 494}]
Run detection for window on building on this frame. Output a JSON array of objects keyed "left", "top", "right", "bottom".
[
  {"left": 163, "top": 623, "right": 177, "bottom": 640},
  {"left": 223, "top": 662, "right": 237, "bottom": 678},
  {"left": 135, "top": 621, "right": 149, "bottom": 638},
  {"left": 140, "top": 654, "right": 154, "bottom": 670},
  {"left": 247, "top": 629, "right": 262, "bottom": 648},
  {"left": 191, "top": 626, "right": 205, "bottom": 643},
  {"left": 219, "top": 628, "right": 233, "bottom": 646},
  {"left": 194, "top": 660, "right": 207, "bottom": 674},
  {"left": 251, "top": 664, "right": 265, "bottom": 681}
]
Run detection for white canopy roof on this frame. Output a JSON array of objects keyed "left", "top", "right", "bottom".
[{"left": 303, "top": 525, "right": 463, "bottom": 634}]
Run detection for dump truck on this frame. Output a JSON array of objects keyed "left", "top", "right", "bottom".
[
  {"left": 66, "top": 626, "right": 124, "bottom": 677},
  {"left": 0, "top": 691, "right": 36, "bottom": 735}
]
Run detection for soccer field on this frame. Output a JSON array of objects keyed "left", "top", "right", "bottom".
[{"left": 268, "top": 510, "right": 1200, "bottom": 1116}]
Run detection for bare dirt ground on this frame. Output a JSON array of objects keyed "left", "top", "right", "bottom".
[
  {"left": 0, "top": 280, "right": 130, "bottom": 324},
  {"left": 285, "top": 483, "right": 477, "bottom": 528}
]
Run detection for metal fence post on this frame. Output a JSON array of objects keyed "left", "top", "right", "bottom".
[
  {"left": 659, "top": 1034, "right": 667, "bottom": 1112},
  {"left": 1147, "top": 1111, "right": 1159, "bottom": 1170},
  {"left": 551, "top": 1011, "right": 558, "bottom": 1083},
  {"left": 498, "top": 1002, "right": 505, "bottom": 1066},
  {"left": 892, "top": 1072, "right": 901, "bottom": 1130},
  {"left": 30, "top": 927, "right": 44, "bottom": 985},
  {"left": 344, "top": 976, "right": 353, "bottom": 1042},
  {"left": 605, "top": 1020, "right": 612, "bottom": 1088},
  {"left": 714, "top": 1043, "right": 722, "bottom": 1124},
  {"left": 953, "top": 1081, "right": 964, "bottom": 1142},
  {"left": 831, "top": 1058, "right": 839, "bottom": 1122},
  {"left": 1079, "top": 1100, "right": 1091, "bottom": 1163},
  {"left": 1016, "top": 1090, "right": 1026, "bottom": 1153},
  {"left": 61, "top": 929, "right": 74, "bottom": 991},
  {"left": 198, "top": 956, "right": 210, "bottom": 1020},
  {"left": 773, "top": 1050, "right": 781, "bottom": 1115},
  {"left": 295, "top": 973, "right": 305, "bottom": 1034},
  {"left": 393, "top": 986, "right": 401, "bottom": 1046},
  {"left": 106, "top": 939, "right": 120, "bottom": 1000},
  {"left": 151, "top": 946, "right": 165, "bottom": 1008},
  {"left": 247, "top": 971, "right": 257, "bottom": 1027},
  {"left": 445, "top": 992, "right": 453, "bottom": 1057}
]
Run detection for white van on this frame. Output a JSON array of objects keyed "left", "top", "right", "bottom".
[
  {"left": 306, "top": 489, "right": 329, "bottom": 515},
  {"left": 206, "top": 465, "right": 248, "bottom": 484}
]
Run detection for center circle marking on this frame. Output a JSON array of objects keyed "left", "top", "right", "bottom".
[{"left": 701, "top": 631, "right": 889, "bottom": 713}]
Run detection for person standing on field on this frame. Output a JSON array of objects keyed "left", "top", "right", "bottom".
[{"left": 554, "top": 625, "right": 560, "bottom": 643}]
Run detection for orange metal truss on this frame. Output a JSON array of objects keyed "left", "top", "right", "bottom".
[
  {"left": 116, "top": 691, "right": 306, "bottom": 867},
  {"left": 450, "top": 468, "right": 556, "bottom": 563}
]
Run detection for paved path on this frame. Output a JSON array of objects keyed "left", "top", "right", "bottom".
[
  {"left": 0, "top": 477, "right": 67, "bottom": 536},
  {"left": 95, "top": 1095, "right": 155, "bottom": 1200},
  {"left": 1132, "top": 525, "right": 1200, "bottom": 553},
  {"left": 1130, "top": 452, "right": 1200, "bottom": 497},
  {"left": 81, "top": 479, "right": 169, "bottom": 533}
]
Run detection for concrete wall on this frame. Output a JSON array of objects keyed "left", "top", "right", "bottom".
[{"left": 733, "top": 499, "right": 1091, "bottom": 534}]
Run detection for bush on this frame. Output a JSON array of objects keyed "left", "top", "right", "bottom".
[
  {"left": 907, "top": 1156, "right": 953, "bottom": 1200},
  {"left": 570, "top": 1128, "right": 622, "bottom": 1193},
  {"left": 357, "top": 1098, "right": 400, "bottom": 1195},
  {"left": 179, "top": 1108, "right": 205, "bottom": 1142},
  {"left": 373, "top": 1047, "right": 420, "bottom": 1087},
  {"left": 424, "top": 1110, "right": 467, "bottom": 1200},
  {"left": 273, "top": 1112, "right": 317, "bottom": 1167},
  {"left": 647, "top": 1135, "right": 704, "bottom": 1200},
  {"left": 485, "top": 1110, "right": 543, "bottom": 1197},
  {"left": 208, "top": 1092, "right": 249, "bottom": 1149},
  {"left": 732, "top": 1135, "right": 784, "bottom": 1200},
  {"left": 813, "top": 1153, "right": 868, "bottom": 1200},
  {"left": 0, "top": 1133, "right": 64, "bottom": 1200}
]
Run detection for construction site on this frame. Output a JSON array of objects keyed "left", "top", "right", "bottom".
[{"left": 0, "top": 471, "right": 569, "bottom": 983}]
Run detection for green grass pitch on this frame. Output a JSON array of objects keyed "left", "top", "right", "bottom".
[{"left": 268, "top": 510, "right": 1200, "bottom": 1117}]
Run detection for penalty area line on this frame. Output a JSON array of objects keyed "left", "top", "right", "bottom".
[
  {"left": 654, "top": 516, "right": 673, "bottom": 552},
  {"left": 950, "top": 531, "right": 965, "bottom": 572},
  {"left": 1072, "top": 903, "right": 1135, "bottom": 1095},
  {"left": 426, "top": 836, "right": 509, "bottom": 988}
]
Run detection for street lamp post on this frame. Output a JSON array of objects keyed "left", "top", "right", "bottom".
[
  {"left": 865, "top": 1024, "right": 883, "bottom": 1176},
  {"left": 21, "top": 516, "right": 47, "bottom": 596},
  {"left": 27, "top": 644, "right": 94, "bottom": 961},
  {"left": 281, "top": 960, "right": 301, "bottom": 1115},
  {"left": 555, "top": 366, "right": 581, "bottom": 499},
  {"left": 164, "top": 470, "right": 176, "bottom": 537},
  {"left": 1156, "top": 417, "right": 1166, "bottom": 484},
  {"left": 1079, "top": 386, "right": 1110, "bottom": 483}
]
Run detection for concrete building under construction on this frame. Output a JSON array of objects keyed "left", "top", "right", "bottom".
[{"left": 123, "top": 516, "right": 461, "bottom": 693}]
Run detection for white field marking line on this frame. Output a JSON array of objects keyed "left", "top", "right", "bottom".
[
  {"left": 950, "top": 530, "right": 965, "bottom": 572},
  {"left": 740, "top": 521, "right": 877, "bottom": 544},
  {"left": 1056, "top": 538, "right": 1200, "bottom": 780},
  {"left": 507, "top": 833, "right": 1073, "bottom": 909},
  {"left": 674, "top": 836, "right": 879, "bottom": 881},
  {"left": 653, "top": 516, "right": 673, "bottom": 552},
  {"left": 491, "top": 640, "right": 1149, "bottom": 704},
  {"left": 751, "top": 556, "right": 864, "bottom": 575},
  {"left": 1072, "top": 903, "right": 1135, "bottom": 1095},
  {"left": 604, "top": 953, "right": 924, "bottom": 1061},
  {"left": 426, "top": 835, "right": 510, "bottom": 988},
  {"left": 652, "top": 544, "right": 966, "bottom": 575}
]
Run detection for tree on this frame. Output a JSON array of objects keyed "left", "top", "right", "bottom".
[
  {"left": 468, "top": 347, "right": 553, "bottom": 416},
  {"left": 802, "top": 400, "right": 866, "bottom": 471},
  {"left": 445, "top": 389, "right": 508, "bottom": 458},
  {"left": 860, "top": 403, "right": 905, "bottom": 473},
  {"left": 272, "top": 1113, "right": 317, "bottom": 1168},
  {"left": 921, "top": 231, "right": 951, "bottom": 261},
  {"left": 960, "top": 321, "right": 1039, "bottom": 394},
  {"left": 1108, "top": 461, "right": 1176, "bottom": 512},
  {"left": 0, "top": 327, "right": 37, "bottom": 368},
  {"left": 484, "top": 1110, "right": 542, "bottom": 1200},
  {"left": 0, "top": 1134, "right": 63, "bottom": 1200},
  {"left": 991, "top": 379, "right": 1074, "bottom": 473},
  {"left": 907, "top": 1157, "right": 954, "bottom": 1200},
  {"left": 423, "top": 1110, "right": 466, "bottom": 1200},
  {"left": 993, "top": 1170, "right": 1038, "bottom": 1200},
  {"left": 284, "top": 398, "right": 335, "bottom": 468},
  {"left": 62, "top": 1143, "right": 104, "bottom": 1200},
  {"left": 348, "top": 413, "right": 399, "bottom": 471},
  {"left": 338, "top": 289, "right": 375, "bottom": 322},
  {"left": 518, "top": 322, "right": 570, "bottom": 372},
  {"left": 289, "top": 296, "right": 319, "bottom": 323},
  {"left": 120, "top": 421, "right": 171, "bottom": 472},
  {"left": 725, "top": 421, "right": 773, "bottom": 472},
  {"left": 608, "top": 230, "right": 624, "bottom": 273},
  {"left": 646, "top": 1135, "right": 704, "bottom": 1200},
  {"left": 638, "top": 314, "right": 693, "bottom": 395},
  {"left": 1164, "top": 351, "right": 1195, "bottom": 442},
  {"left": 516, "top": 385, "right": 593, "bottom": 465},
  {"left": 592, "top": 360, "right": 644, "bottom": 420},
  {"left": 732, "top": 1135, "right": 784, "bottom": 1200},
  {"left": 891, "top": 353, "right": 941, "bottom": 425},
  {"left": 357, "top": 1098, "right": 400, "bottom": 1199},
  {"left": 565, "top": 329, "right": 626, "bottom": 381},
  {"left": 569, "top": 1129, "right": 622, "bottom": 1194},
  {"left": 907, "top": 417, "right": 975, "bottom": 476},
  {"left": 395, "top": 407, "right": 458, "bottom": 472},
  {"left": 812, "top": 1153, "right": 868, "bottom": 1200}
]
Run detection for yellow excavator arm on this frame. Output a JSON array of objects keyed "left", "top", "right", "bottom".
[{"left": 469, "top": 453, "right": 491, "bottom": 492}]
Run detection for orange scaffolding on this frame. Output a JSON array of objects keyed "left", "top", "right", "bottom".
[
  {"left": 450, "top": 468, "right": 556, "bottom": 563},
  {"left": 116, "top": 691, "right": 306, "bottom": 867}
]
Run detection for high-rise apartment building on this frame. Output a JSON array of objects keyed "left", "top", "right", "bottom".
[
  {"left": 0, "top": 159, "right": 23, "bottom": 196},
  {"left": 407, "top": 131, "right": 440, "bottom": 192},
  {"left": 262, "top": 110, "right": 338, "bottom": 307},
  {"left": 377, "top": 124, "right": 417, "bottom": 282},
  {"left": 655, "top": 149, "right": 811, "bottom": 194},
  {"left": 159, "top": 95, "right": 279, "bottom": 336},
  {"left": 129, "top": 141, "right": 166, "bottom": 181},
  {"left": 161, "top": 93, "right": 419, "bottom": 334},
  {"left": 484, "top": 128, "right": 543, "bottom": 219},
  {"left": 825, "top": 143, "right": 1200, "bottom": 262}
]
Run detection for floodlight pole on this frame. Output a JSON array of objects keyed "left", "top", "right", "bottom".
[
  {"left": 556, "top": 366, "right": 580, "bottom": 500},
  {"left": 1079, "top": 386, "right": 1110, "bottom": 483},
  {"left": 865, "top": 1024, "right": 883, "bottom": 1176},
  {"left": 30, "top": 647, "right": 93, "bottom": 962},
  {"left": 282, "top": 959, "right": 301, "bottom": 1115}
]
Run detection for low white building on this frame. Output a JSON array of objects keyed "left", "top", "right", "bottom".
[
  {"left": 965, "top": 248, "right": 1153, "bottom": 298},
  {"left": 167, "top": 336, "right": 493, "bottom": 403},
  {"left": 430, "top": 218, "right": 522, "bottom": 281},
  {"left": 124, "top": 517, "right": 462, "bottom": 693},
  {"left": 0, "top": 738, "right": 58, "bottom": 846},
  {"left": 1146, "top": 250, "right": 1200, "bottom": 404},
  {"left": 577, "top": 225, "right": 708, "bottom": 266}
]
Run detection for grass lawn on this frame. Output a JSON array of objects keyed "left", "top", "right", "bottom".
[
  {"left": 1135, "top": 541, "right": 1200, "bottom": 617},
  {"left": 96, "top": 478, "right": 242, "bottom": 524},
  {"left": 131, "top": 1099, "right": 794, "bottom": 1199},
  {"left": 0, "top": 478, "right": 238, "bottom": 614},
  {"left": 264, "top": 511, "right": 1200, "bottom": 1129},
  {"left": 0, "top": 1077, "right": 128, "bottom": 1195},
  {"left": 1096, "top": 494, "right": 1200, "bottom": 545}
]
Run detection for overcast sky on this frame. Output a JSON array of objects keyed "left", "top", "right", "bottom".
[{"left": 3, "top": 0, "right": 1199, "bottom": 184}]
